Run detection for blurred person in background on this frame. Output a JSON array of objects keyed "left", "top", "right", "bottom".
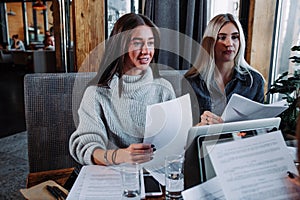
[{"left": 11, "top": 34, "right": 25, "bottom": 50}]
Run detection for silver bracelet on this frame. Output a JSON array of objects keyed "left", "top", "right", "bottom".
[
  {"left": 111, "top": 149, "right": 119, "bottom": 165},
  {"left": 104, "top": 150, "right": 110, "bottom": 165}
]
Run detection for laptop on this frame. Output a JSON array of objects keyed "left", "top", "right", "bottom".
[
  {"left": 184, "top": 117, "right": 281, "bottom": 189},
  {"left": 185, "top": 117, "right": 281, "bottom": 148}
]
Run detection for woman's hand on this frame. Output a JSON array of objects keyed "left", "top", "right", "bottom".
[
  {"left": 117, "top": 143, "right": 155, "bottom": 164},
  {"left": 93, "top": 143, "right": 155, "bottom": 165},
  {"left": 196, "top": 111, "right": 224, "bottom": 126}
]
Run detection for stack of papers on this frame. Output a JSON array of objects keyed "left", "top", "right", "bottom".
[
  {"left": 182, "top": 130, "right": 300, "bottom": 200},
  {"left": 221, "top": 94, "right": 288, "bottom": 122}
]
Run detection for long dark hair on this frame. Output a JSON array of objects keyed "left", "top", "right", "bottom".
[{"left": 93, "top": 13, "right": 160, "bottom": 87}]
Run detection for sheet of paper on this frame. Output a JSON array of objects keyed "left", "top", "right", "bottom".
[
  {"left": 66, "top": 165, "right": 121, "bottom": 200},
  {"left": 221, "top": 94, "right": 288, "bottom": 122},
  {"left": 208, "top": 130, "right": 300, "bottom": 200},
  {"left": 147, "top": 167, "right": 166, "bottom": 186},
  {"left": 66, "top": 166, "right": 87, "bottom": 200},
  {"left": 66, "top": 165, "right": 145, "bottom": 200},
  {"left": 142, "top": 94, "right": 192, "bottom": 173},
  {"left": 287, "top": 146, "right": 297, "bottom": 162},
  {"left": 80, "top": 166, "right": 122, "bottom": 200},
  {"left": 182, "top": 177, "right": 226, "bottom": 200}
]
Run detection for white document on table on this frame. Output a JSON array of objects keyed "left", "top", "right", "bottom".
[
  {"left": 66, "top": 165, "right": 122, "bottom": 200},
  {"left": 221, "top": 94, "right": 288, "bottom": 122},
  {"left": 208, "top": 130, "right": 300, "bottom": 200},
  {"left": 182, "top": 177, "right": 226, "bottom": 200},
  {"left": 66, "top": 165, "right": 145, "bottom": 200},
  {"left": 142, "top": 94, "right": 192, "bottom": 179}
]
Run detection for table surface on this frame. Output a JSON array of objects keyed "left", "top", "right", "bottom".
[{"left": 27, "top": 168, "right": 166, "bottom": 200}]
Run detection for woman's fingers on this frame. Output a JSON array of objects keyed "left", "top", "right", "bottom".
[
  {"left": 130, "top": 148, "right": 153, "bottom": 154},
  {"left": 128, "top": 143, "right": 154, "bottom": 153},
  {"left": 129, "top": 153, "right": 154, "bottom": 163},
  {"left": 119, "top": 143, "right": 155, "bottom": 164},
  {"left": 121, "top": 150, "right": 153, "bottom": 164},
  {"left": 200, "top": 111, "right": 223, "bottom": 125}
]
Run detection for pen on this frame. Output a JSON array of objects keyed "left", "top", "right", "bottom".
[
  {"left": 46, "top": 185, "right": 60, "bottom": 199},
  {"left": 52, "top": 186, "right": 67, "bottom": 199}
]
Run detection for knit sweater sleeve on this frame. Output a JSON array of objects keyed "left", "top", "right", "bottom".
[
  {"left": 156, "top": 78, "right": 176, "bottom": 101},
  {"left": 69, "top": 86, "right": 108, "bottom": 165}
]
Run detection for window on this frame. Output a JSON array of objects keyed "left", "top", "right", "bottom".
[
  {"left": 208, "top": 0, "right": 239, "bottom": 21},
  {"left": 269, "top": 0, "right": 300, "bottom": 102},
  {"left": 106, "top": 0, "right": 139, "bottom": 38}
]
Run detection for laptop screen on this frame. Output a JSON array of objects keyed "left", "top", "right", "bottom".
[
  {"left": 184, "top": 118, "right": 281, "bottom": 190},
  {"left": 185, "top": 117, "right": 281, "bottom": 149}
]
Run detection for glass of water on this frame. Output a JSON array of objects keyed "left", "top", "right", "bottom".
[
  {"left": 121, "top": 163, "right": 141, "bottom": 199},
  {"left": 165, "top": 154, "right": 184, "bottom": 199}
]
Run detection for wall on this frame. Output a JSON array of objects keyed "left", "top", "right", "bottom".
[
  {"left": 248, "top": 0, "right": 276, "bottom": 96},
  {"left": 72, "top": 0, "right": 105, "bottom": 72}
]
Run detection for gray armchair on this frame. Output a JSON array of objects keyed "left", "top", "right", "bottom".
[
  {"left": 24, "top": 70, "right": 187, "bottom": 173},
  {"left": 24, "top": 72, "right": 95, "bottom": 172}
]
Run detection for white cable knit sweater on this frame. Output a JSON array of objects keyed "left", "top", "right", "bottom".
[{"left": 69, "top": 67, "right": 176, "bottom": 165}]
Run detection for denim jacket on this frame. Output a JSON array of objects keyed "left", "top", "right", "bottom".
[{"left": 186, "top": 67, "right": 265, "bottom": 121}]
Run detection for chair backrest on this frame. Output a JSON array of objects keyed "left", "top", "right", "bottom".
[
  {"left": 24, "top": 72, "right": 96, "bottom": 172},
  {"left": 24, "top": 70, "right": 187, "bottom": 172},
  {"left": 0, "top": 50, "right": 13, "bottom": 64}
]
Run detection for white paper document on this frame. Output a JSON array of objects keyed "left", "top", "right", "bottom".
[
  {"left": 142, "top": 94, "right": 192, "bottom": 173},
  {"left": 66, "top": 165, "right": 122, "bottom": 200},
  {"left": 208, "top": 130, "right": 300, "bottom": 200},
  {"left": 182, "top": 177, "right": 226, "bottom": 200},
  {"left": 146, "top": 167, "right": 166, "bottom": 186},
  {"left": 221, "top": 94, "right": 288, "bottom": 122},
  {"left": 66, "top": 165, "right": 145, "bottom": 200}
]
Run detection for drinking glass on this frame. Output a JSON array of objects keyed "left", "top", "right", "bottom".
[
  {"left": 121, "top": 163, "right": 141, "bottom": 199},
  {"left": 165, "top": 154, "right": 184, "bottom": 199}
]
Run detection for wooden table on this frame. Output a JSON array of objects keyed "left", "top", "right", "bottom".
[
  {"left": 27, "top": 168, "right": 165, "bottom": 200},
  {"left": 26, "top": 168, "right": 74, "bottom": 188}
]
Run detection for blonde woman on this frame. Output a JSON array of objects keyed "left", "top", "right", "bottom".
[{"left": 185, "top": 13, "right": 264, "bottom": 126}]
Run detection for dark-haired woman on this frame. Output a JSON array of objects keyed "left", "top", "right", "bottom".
[{"left": 69, "top": 13, "right": 175, "bottom": 166}]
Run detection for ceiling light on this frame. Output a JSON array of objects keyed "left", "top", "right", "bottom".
[{"left": 32, "top": 0, "right": 47, "bottom": 10}]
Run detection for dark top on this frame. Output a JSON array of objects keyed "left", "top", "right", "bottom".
[{"left": 186, "top": 67, "right": 265, "bottom": 121}]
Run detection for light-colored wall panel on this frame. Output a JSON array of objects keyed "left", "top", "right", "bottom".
[
  {"left": 250, "top": 0, "right": 276, "bottom": 95},
  {"left": 73, "top": 0, "right": 105, "bottom": 72}
]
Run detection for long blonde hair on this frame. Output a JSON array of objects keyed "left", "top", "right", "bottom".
[{"left": 185, "top": 13, "right": 259, "bottom": 89}]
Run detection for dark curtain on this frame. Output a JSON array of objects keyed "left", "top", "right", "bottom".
[
  {"left": 0, "top": 3, "right": 9, "bottom": 47},
  {"left": 239, "top": 0, "right": 250, "bottom": 47},
  {"left": 144, "top": 0, "right": 207, "bottom": 70}
]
